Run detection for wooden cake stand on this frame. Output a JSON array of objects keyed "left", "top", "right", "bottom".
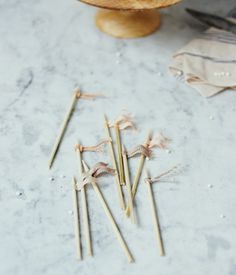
[{"left": 79, "top": 0, "right": 182, "bottom": 38}]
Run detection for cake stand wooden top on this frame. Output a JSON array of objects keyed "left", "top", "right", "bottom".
[{"left": 79, "top": 0, "right": 182, "bottom": 10}]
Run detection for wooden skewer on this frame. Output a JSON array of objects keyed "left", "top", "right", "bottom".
[
  {"left": 104, "top": 115, "right": 125, "bottom": 210},
  {"left": 122, "top": 146, "right": 135, "bottom": 223},
  {"left": 72, "top": 177, "right": 82, "bottom": 260},
  {"left": 131, "top": 132, "right": 152, "bottom": 197},
  {"left": 115, "top": 123, "right": 125, "bottom": 185},
  {"left": 76, "top": 145, "right": 93, "bottom": 256},
  {"left": 126, "top": 132, "right": 152, "bottom": 216},
  {"left": 48, "top": 89, "right": 81, "bottom": 169},
  {"left": 82, "top": 160, "right": 134, "bottom": 263},
  {"left": 145, "top": 170, "right": 165, "bottom": 256},
  {"left": 131, "top": 154, "right": 145, "bottom": 197}
]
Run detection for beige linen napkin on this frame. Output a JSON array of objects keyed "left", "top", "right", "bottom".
[{"left": 169, "top": 27, "right": 236, "bottom": 97}]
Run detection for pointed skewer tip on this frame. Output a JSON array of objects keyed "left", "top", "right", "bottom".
[
  {"left": 82, "top": 160, "right": 89, "bottom": 171},
  {"left": 103, "top": 114, "right": 108, "bottom": 123},
  {"left": 74, "top": 87, "right": 81, "bottom": 97}
]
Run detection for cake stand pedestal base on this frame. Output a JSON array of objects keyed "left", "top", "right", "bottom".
[{"left": 95, "top": 9, "right": 161, "bottom": 38}]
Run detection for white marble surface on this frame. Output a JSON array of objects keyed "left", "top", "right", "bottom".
[{"left": 1, "top": 0, "right": 236, "bottom": 274}]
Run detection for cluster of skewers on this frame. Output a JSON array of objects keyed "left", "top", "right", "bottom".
[{"left": 48, "top": 88, "right": 178, "bottom": 263}]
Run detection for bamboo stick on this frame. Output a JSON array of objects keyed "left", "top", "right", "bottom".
[
  {"left": 131, "top": 132, "right": 152, "bottom": 197},
  {"left": 131, "top": 154, "right": 146, "bottom": 197},
  {"left": 103, "top": 115, "right": 125, "bottom": 210},
  {"left": 72, "top": 177, "right": 82, "bottom": 260},
  {"left": 82, "top": 160, "right": 134, "bottom": 263},
  {"left": 76, "top": 145, "right": 92, "bottom": 256},
  {"left": 122, "top": 146, "right": 135, "bottom": 223},
  {"left": 125, "top": 132, "right": 152, "bottom": 216},
  {"left": 49, "top": 89, "right": 80, "bottom": 169},
  {"left": 145, "top": 170, "right": 165, "bottom": 256},
  {"left": 115, "top": 124, "right": 125, "bottom": 185}
]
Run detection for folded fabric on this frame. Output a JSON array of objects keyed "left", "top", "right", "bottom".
[{"left": 169, "top": 27, "right": 236, "bottom": 97}]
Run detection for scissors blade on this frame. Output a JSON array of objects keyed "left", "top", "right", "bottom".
[{"left": 186, "top": 8, "right": 236, "bottom": 34}]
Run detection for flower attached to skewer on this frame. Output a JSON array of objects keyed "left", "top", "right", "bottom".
[
  {"left": 76, "top": 162, "right": 115, "bottom": 191},
  {"left": 108, "top": 112, "right": 136, "bottom": 130},
  {"left": 127, "top": 132, "right": 171, "bottom": 160},
  {"left": 75, "top": 139, "right": 111, "bottom": 153},
  {"left": 148, "top": 133, "right": 171, "bottom": 150},
  {"left": 144, "top": 165, "right": 179, "bottom": 185}
]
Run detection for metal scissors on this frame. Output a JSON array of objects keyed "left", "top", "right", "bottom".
[{"left": 186, "top": 8, "right": 236, "bottom": 34}]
